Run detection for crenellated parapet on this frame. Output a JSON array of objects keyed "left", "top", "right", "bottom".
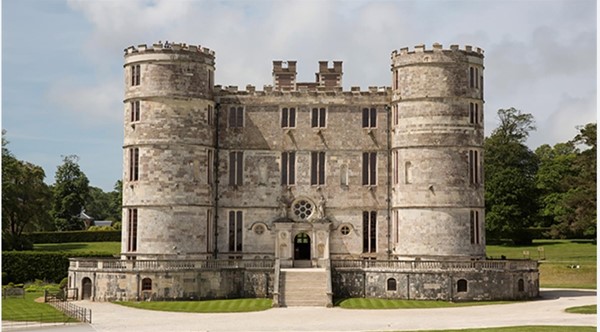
[
  {"left": 214, "top": 84, "right": 391, "bottom": 97},
  {"left": 124, "top": 41, "right": 215, "bottom": 57},
  {"left": 391, "top": 43, "right": 484, "bottom": 58}
]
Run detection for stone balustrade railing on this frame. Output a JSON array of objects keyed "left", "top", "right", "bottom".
[
  {"left": 331, "top": 259, "right": 538, "bottom": 272},
  {"left": 69, "top": 258, "right": 274, "bottom": 271}
]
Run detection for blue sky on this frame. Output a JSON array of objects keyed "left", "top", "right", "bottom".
[{"left": 2, "top": 0, "right": 597, "bottom": 191}]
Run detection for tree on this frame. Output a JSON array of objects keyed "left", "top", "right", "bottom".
[
  {"left": 484, "top": 108, "right": 539, "bottom": 244},
  {"left": 51, "top": 155, "right": 90, "bottom": 231},
  {"left": 2, "top": 131, "right": 52, "bottom": 249},
  {"left": 85, "top": 180, "right": 122, "bottom": 224}
]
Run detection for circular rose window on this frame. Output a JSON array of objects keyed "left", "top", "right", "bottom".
[{"left": 293, "top": 199, "right": 314, "bottom": 220}]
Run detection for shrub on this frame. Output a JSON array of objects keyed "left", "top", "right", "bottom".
[
  {"left": 2, "top": 251, "right": 114, "bottom": 284},
  {"left": 2, "top": 233, "right": 34, "bottom": 251},
  {"left": 22, "top": 230, "right": 120, "bottom": 244}
]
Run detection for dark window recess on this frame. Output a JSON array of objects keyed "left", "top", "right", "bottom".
[
  {"left": 362, "top": 108, "right": 377, "bottom": 128},
  {"left": 228, "top": 106, "right": 244, "bottom": 128},
  {"left": 281, "top": 152, "right": 296, "bottom": 185},
  {"left": 310, "top": 151, "right": 325, "bottom": 185},
  {"left": 228, "top": 211, "right": 243, "bottom": 252},
  {"left": 281, "top": 107, "right": 296, "bottom": 128},
  {"left": 311, "top": 107, "right": 326, "bottom": 128},
  {"left": 362, "top": 211, "right": 377, "bottom": 253},
  {"left": 229, "top": 151, "right": 243, "bottom": 186},
  {"left": 362, "top": 152, "right": 377, "bottom": 185}
]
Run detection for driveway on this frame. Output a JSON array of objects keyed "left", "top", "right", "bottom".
[{"left": 5, "top": 289, "right": 596, "bottom": 332}]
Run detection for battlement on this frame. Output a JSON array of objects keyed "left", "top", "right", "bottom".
[
  {"left": 318, "top": 61, "right": 343, "bottom": 73},
  {"left": 273, "top": 61, "right": 297, "bottom": 72},
  {"left": 124, "top": 41, "right": 215, "bottom": 57},
  {"left": 391, "top": 43, "right": 484, "bottom": 57},
  {"left": 215, "top": 84, "right": 390, "bottom": 96}
]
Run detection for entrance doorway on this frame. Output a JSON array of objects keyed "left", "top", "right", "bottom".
[
  {"left": 81, "top": 277, "right": 92, "bottom": 300},
  {"left": 294, "top": 233, "right": 311, "bottom": 260}
]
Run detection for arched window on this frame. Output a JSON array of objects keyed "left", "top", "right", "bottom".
[
  {"left": 457, "top": 279, "right": 468, "bottom": 293},
  {"left": 387, "top": 278, "right": 397, "bottom": 291},
  {"left": 142, "top": 278, "right": 152, "bottom": 291},
  {"left": 518, "top": 279, "right": 525, "bottom": 292}
]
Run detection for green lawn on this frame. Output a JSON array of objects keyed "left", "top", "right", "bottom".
[
  {"left": 487, "top": 240, "right": 596, "bottom": 289},
  {"left": 566, "top": 304, "right": 597, "bottom": 314},
  {"left": 336, "top": 298, "right": 511, "bottom": 309},
  {"left": 115, "top": 298, "right": 273, "bottom": 313},
  {"left": 2, "top": 291, "right": 77, "bottom": 322},
  {"left": 33, "top": 241, "right": 121, "bottom": 255},
  {"left": 399, "top": 327, "right": 597, "bottom": 332}
]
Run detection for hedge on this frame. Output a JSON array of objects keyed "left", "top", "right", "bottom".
[
  {"left": 23, "top": 230, "right": 121, "bottom": 244},
  {"left": 2, "top": 251, "right": 114, "bottom": 284}
]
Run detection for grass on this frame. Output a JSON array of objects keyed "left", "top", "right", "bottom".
[
  {"left": 399, "top": 327, "right": 597, "bottom": 332},
  {"left": 33, "top": 241, "right": 121, "bottom": 255},
  {"left": 486, "top": 239, "right": 596, "bottom": 289},
  {"left": 1, "top": 291, "right": 77, "bottom": 322},
  {"left": 336, "top": 298, "right": 512, "bottom": 309},
  {"left": 115, "top": 298, "right": 273, "bottom": 313},
  {"left": 565, "top": 304, "right": 597, "bottom": 314}
]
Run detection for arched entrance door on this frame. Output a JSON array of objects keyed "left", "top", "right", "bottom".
[
  {"left": 81, "top": 277, "right": 92, "bottom": 300},
  {"left": 294, "top": 233, "right": 311, "bottom": 261}
]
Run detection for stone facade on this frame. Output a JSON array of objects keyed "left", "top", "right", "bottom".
[{"left": 68, "top": 42, "right": 539, "bottom": 303}]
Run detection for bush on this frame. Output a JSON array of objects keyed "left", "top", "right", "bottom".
[
  {"left": 2, "top": 233, "right": 34, "bottom": 251},
  {"left": 2, "top": 251, "right": 114, "bottom": 284},
  {"left": 22, "top": 230, "right": 120, "bottom": 244}
]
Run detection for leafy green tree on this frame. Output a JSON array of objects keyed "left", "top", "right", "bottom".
[
  {"left": 108, "top": 180, "right": 123, "bottom": 223},
  {"left": 2, "top": 131, "right": 52, "bottom": 250},
  {"left": 484, "top": 108, "right": 539, "bottom": 244},
  {"left": 51, "top": 155, "right": 90, "bottom": 231},
  {"left": 85, "top": 180, "right": 122, "bottom": 224}
]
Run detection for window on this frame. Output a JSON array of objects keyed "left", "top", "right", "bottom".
[
  {"left": 208, "top": 69, "right": 214, "bottom": 91},
  {"left": 207, "top": 149, "right": 214, "bottom": 184},
  {"left": 393, "top": 210, "right": 399, "bottom": 243},
  {"left": 362, "top": 108, "right": 377, "bottom": 128},
  {"left": 392, "top": 104, "right": 399, "bottom": 126},
  {"left": 131, "top": 65, "right": 140, "bottom": 86},
  {"left": 392, "top": 150, "right": 398, "bottom": 185},
  {"left": 468, "top": 150, "right": 480, "bottom": 184},
  {"left": 340, "top": 225, "right": 351, "bottom": 235},
  {"left": 387, "top": 278, "right": 397, "bottom": 291},
  {"left": 207, "top": 105, "right": 214, "bottom": 125},
  {"left": 310, "top": 151, "right": 326, "bottom": 185},
  {"left": 475, "top": 68, "right": 479, "bottom": 88},
  {"left": 229, "top": 151, "right": 243, "bottom": 186},
  {"left": 131, "top": 101, "right": 140, "bottom": 122},
  {"left": 129, "top": 148, "right": 139, "bottom": 181},
  {"left": 207, "top": 209, "right": 213, "bottom": 253},
  {"left": 518, "top": 279, "right": 525, "bottom": 292},
  {"left": 470, "top": 210, "right": 480, "bottom": 244},
  {"left": 281, "top": 107, "right": 296, "bottom": 128},
  {"left": 362, "top": 152, "right": 377, "bottom": 186},
  {"left": 404, "top": 161, "right": 412, "bottom": 184},
  {"left": 281, "top": 152, "right": 296, "bottom": 185},
  {"left": 362, "top": 211, "right": 377, "bottom": 253},
  {"left": 469, "top": 102, "right": 480, "bottom": 125},
  {"left": 311, "top": 107, "right": 326, "bottom": 128},
  {"left": 127, "top": 208, "right": 138, "bottom": 252},
  {"left": 457, "top": 279, "right": 468, "bottom": 293},
  {"left": 228, "top": 211, "right": 243, "bottom": 252},
  {"left": 141, "top": 278, "right": 152, "bottom": 291},
  {"left": 393, "top": 69, "right": 398, "bottom": 90},
  {"left": 293, "top": 199, "right": 314, "bottom": 220},
  {"left": 469, "top": 67, "right": 475, "bottom": 88},
  {"left": 340, "top": 164, "right": 348, "bottom": 186},
  {"left": 228, "top": 106, "right": 244, "bottom": 128}
]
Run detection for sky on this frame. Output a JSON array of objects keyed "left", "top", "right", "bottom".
[{"left": 2, "top": 0, "right": 597, "bottom": 192}]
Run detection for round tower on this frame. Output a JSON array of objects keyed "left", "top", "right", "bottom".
[
  {"left": 122, "top": 42, "right": 216, "bottom": 259},
  {"left": 390, "top": 43, "right": 485, "bottom": 260}
]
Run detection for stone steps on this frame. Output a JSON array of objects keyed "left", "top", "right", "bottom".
[{"left": 280, "top": 268, "right": 330, "bottom": 307}]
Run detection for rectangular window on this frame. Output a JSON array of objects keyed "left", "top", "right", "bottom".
[
  {"left": 362, "top": 107, "right": 377, "bottom": 128},
  {"left": 468, "top": 150, "right": 480, "bottom": 184},
  {"left": 281, "top": 107, "right": 296, "bottom": 128},
  {"left": 362, "top": 211, "right": 377, "bottom": 253},
  {"left": 393, "top": 210, "right": 399, "bottom": 243},
  {"left": 310, "top": 151, "right": 326, "bottom": 185},
  {"left": 362, "top": 152, "right": 377, "bottom": 185},
  {"left": 207, "top": 209, "right": 213, "bottom": 253},
  {"left": 127, "top": 208, "right": 138, "bottom": 252},
  {"left": 393, "top": 105, "right": 399, "bottom": 126},
  {"left": 469, "top": 67, "right": 475, "bottom": 88},
  {"left": 311, "top": 107, "right": 326, "bottom": 128},
  {"left": 469, "top": 102, "right": 480, "bottom": 125},
  {"left": 228, "top": 106, "right": 244, "bottom": 128},
  {"left": 229, "top": 151, "right": 243, "bottom": 186},
  {"left": 208, "top": 69, "right": 214, "bottom": 91},
  {"left": 129, "top": 148, "right": 139, "bottom": 181},
  {"left": 131, "top": 101, "right": 140, "bottom": 122},
  {"left": 228, "top": 210, "right": 243, "bottom": 252},
  {"left": 475, "top": 68, "right": 479, "bottom": 89},
  {"left": 470, "top": 210, "right": 480, "bottom": 244},
  {"left": 392, "top": 150, "right": 398, "bottom": 185},
  {"left": 394, "top": 69, "right": 398, "bottom": 90},
  {"left": 207, "top": 105, "right": 214, "bottom": 125},
  {"left": 281, "top": 152, "right": 296, "bottom": 185},
  {"left": 131, "top": 65, "right": 140, "bottom": 86},
  {"left": 207, "top": 149, "right": 214, "bottom": 184}
]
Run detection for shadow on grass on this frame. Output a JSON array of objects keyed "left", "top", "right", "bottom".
[
  {"left": 538, "top": 289, "right": 597, "bottom": 301},
  {"left": 34, "top": 244, "right": 90, "bottom": 251}
]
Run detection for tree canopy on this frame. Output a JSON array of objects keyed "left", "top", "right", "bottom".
[{"left": 51, "top": 155, "right": 91, "bottom": 231}]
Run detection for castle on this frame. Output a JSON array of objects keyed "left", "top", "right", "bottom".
[{"left": 68, "top": 42, "right": 539, "bottom": 305}]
